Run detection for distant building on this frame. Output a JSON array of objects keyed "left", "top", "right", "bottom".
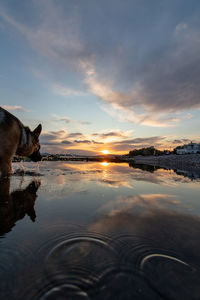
[{"left": 176, "top": 142, "right": 200, "bottom": 155}]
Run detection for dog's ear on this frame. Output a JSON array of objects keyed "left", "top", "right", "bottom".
[{"left": 33, "top": 124, "right": 42, "bottom": 138}]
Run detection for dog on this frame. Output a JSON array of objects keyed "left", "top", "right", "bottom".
[{"left": 0, "top": 107, "right": 42, "bottom": 177}]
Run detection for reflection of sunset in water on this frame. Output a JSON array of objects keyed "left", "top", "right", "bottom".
[
  {"left": 10, "top": 161, "right": 200, "bottom": 200},
  {"left": 9, "top": 161, "right": 200, "bottom": 199}
]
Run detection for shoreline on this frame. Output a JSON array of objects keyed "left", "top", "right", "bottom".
[
  {"left": 13, "top": 154, "right": 200, "bottom": 173},
  {"left": 132, "top": 154, "right": 200, "bottom": 172}
]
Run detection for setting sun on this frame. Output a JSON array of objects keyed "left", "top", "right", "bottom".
[
  {"left": 101, "top": 150, "right": 109, "bottom": 155},
  {"left": 101, "top": 162, "right": 110, "bottom": 166}
]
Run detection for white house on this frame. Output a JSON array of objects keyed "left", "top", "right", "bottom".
[{"left": 176, "top": 142, "right": 200, "bottom": 155}]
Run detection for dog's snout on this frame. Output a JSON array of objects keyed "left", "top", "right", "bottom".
[{"left": 28, "top": 150, "right": 42, "bottom": 162}]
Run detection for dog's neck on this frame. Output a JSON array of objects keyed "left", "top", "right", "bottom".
[{"left": 16, "top": 125, "right": 31, "bottom": 156}]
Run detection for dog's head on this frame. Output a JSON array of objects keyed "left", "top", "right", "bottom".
[{"left": 28, "top": 124, "right": 42, "bottom": 162}]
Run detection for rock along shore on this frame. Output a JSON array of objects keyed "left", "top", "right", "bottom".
[{"left": 132, "top": 154, "right": 200, "bottom": 172}]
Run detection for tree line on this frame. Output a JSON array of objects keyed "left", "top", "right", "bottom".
[{"left": 129, "top": 146, "right": 172, "bottom": 157}]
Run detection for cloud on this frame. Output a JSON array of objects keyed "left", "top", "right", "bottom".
[
  {"left": 40, "top": 134, "right": 59, "bottom": 145},
  {"left": 86, "top": 74, "right": 182, "bottom": 127},
  {"left": 52, "top": 84, "right": 84, "bottom": 97},
  {"left": 117, "top": 136, "right": 165, "bottom": 145},
  {"left": 172, "top": 139, "right": 191, "bottom": 144},
  {"left": 1, "top": 105, "right": 28, "bottom": 112},
  {"left": 65, "top": 149, "right": 96, "bottom": 156},
  {"left": 134, "top": 33, "right": 200, "bottom": 114},
  {"left": 108, "top": 136, "right": 165, "bottom": 152},
  {"left": 92, "top": 140, "right": 104, "bottom": 145},
  {"left": 49, "top": 130, "right": 67, "bottom": 136},
  {"left": 59, "top": 117, "right": 71, "bottom": 124},
  {"left": 39, "top": 128, "right": 197, "bottom": 153},
  {"left": 78, "top": 121, "right": 91, "bottom": 125},
  {"left": 51, "top": 114, "right": 71, "bottom": 123},
  {"left": 82, "top": 10, "right": 200, "bottom": 126},
  {"left": 1, "top": 2, "right": 200, "bottom": 127},
  {"left": 100, "top": 131, "right": 129, "bottom": 138},
  {"left": 175, "top": 23, "right": 188, "bottom": 35},
  {"left": 61, "top": 140, "right": 72, "bottom": 144},
  {"left": 74, "top": 139, "right": 91, "bottom": 144},
  {"left": 112, "top": 143, "right": 162, "bottom": 152},
  {"left": 40, "top": 130, "right": 104, "bottom": 152},
  {"left": 0, "top": 4, "right": 88, "bottom": 68},
  {"left": 91, "top": 130, "right": 134, "bottom": 142},
  {"left": 40, "top": 130, "right": 69, "bottom": 145},
  {"left": 67, "top": 132, "right": 84, "bottom": 138},
  {"left": 74, "top": 139, "right": 103, "bottom": 144},
  {"left": 185, "top": 113, "right": 193, "bottom": 120}
]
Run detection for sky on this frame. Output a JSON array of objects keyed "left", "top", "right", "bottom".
[{"left": 0, "top": 0, "right": 200, "bottom": 155}]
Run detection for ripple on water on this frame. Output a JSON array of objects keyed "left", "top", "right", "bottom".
[
  {"left": 44, "top": 232, "right": 118, "bottom": 288},
  {"left": 92, "top": 270, "right": 162, "bottom": 300},
  {"left": 111, "top": 234, "right": 157, "bottom": 269},
  {"left": 4, "top": 227, "right": 200, "bottom": 300},
  {"left": 18, "top": 231, "right": 119, "bottom": 299},
  {"left": 40, "top": 284, "right": 90, "bottom": 300},
  {"left": 141, "top": 253, "right": 200, "bottom": 299},
  {"left": 0, "top": 243, "right": 32, "bottom": 298}
]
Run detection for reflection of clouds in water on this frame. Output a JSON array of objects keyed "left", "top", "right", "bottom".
[
  {"left": 53, "top": 175, "right": 66, "bottom": 185},
  {"left": 87, "top": 203, "right": 200, "bottom": 299},
  {"left": 89, "top": 204, "right": 200, "bottom": 265},
  {"left": 62, "top": 162, "right": 168, "bottom": 188},
  {"left": 96, "top": 193, "right": 183, "bottom": 217},
  {"left": 99, "top": 179, "right": 133, "bottom": 189}
]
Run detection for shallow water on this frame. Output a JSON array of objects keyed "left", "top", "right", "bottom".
[{"left": 1, "top": 161, "right": 200, "bottom": 299}]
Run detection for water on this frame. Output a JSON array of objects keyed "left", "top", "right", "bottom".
[{"left": 1, "top": 161, "right": 200, "bottom": 299}]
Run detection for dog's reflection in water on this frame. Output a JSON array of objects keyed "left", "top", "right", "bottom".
[{"left": 0, "top": 179, "right": 40, "bottom": 236}]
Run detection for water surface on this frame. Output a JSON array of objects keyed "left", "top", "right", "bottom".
[{"left": 1, "top": 161, "right": 200, "bottom": 299}]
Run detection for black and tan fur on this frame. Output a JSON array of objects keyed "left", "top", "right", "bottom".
[{"left": 0, "top": 107, "right": 42, "bottom": 177}]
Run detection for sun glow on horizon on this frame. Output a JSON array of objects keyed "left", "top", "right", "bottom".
[
  {"left": 101, "top": 150, "right": 109, "bottom": 154},
  {"left": 101, "top": 162, "right": 110, "bottom": 166}
]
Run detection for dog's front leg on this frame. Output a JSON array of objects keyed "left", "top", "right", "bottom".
[
  {"left": 0, "top": 177, "right": 10, "bottom": 203},
  {"left": 0, "top": 159, "right": 12, "bottom": 178}
]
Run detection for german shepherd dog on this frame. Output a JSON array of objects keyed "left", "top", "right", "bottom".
[{"left": 0, "top": 107, "right": 42, "bottom": 177}]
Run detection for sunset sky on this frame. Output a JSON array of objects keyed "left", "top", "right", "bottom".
[{"left": 1, "top": 0, "right": 200, "bottom": 155}]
